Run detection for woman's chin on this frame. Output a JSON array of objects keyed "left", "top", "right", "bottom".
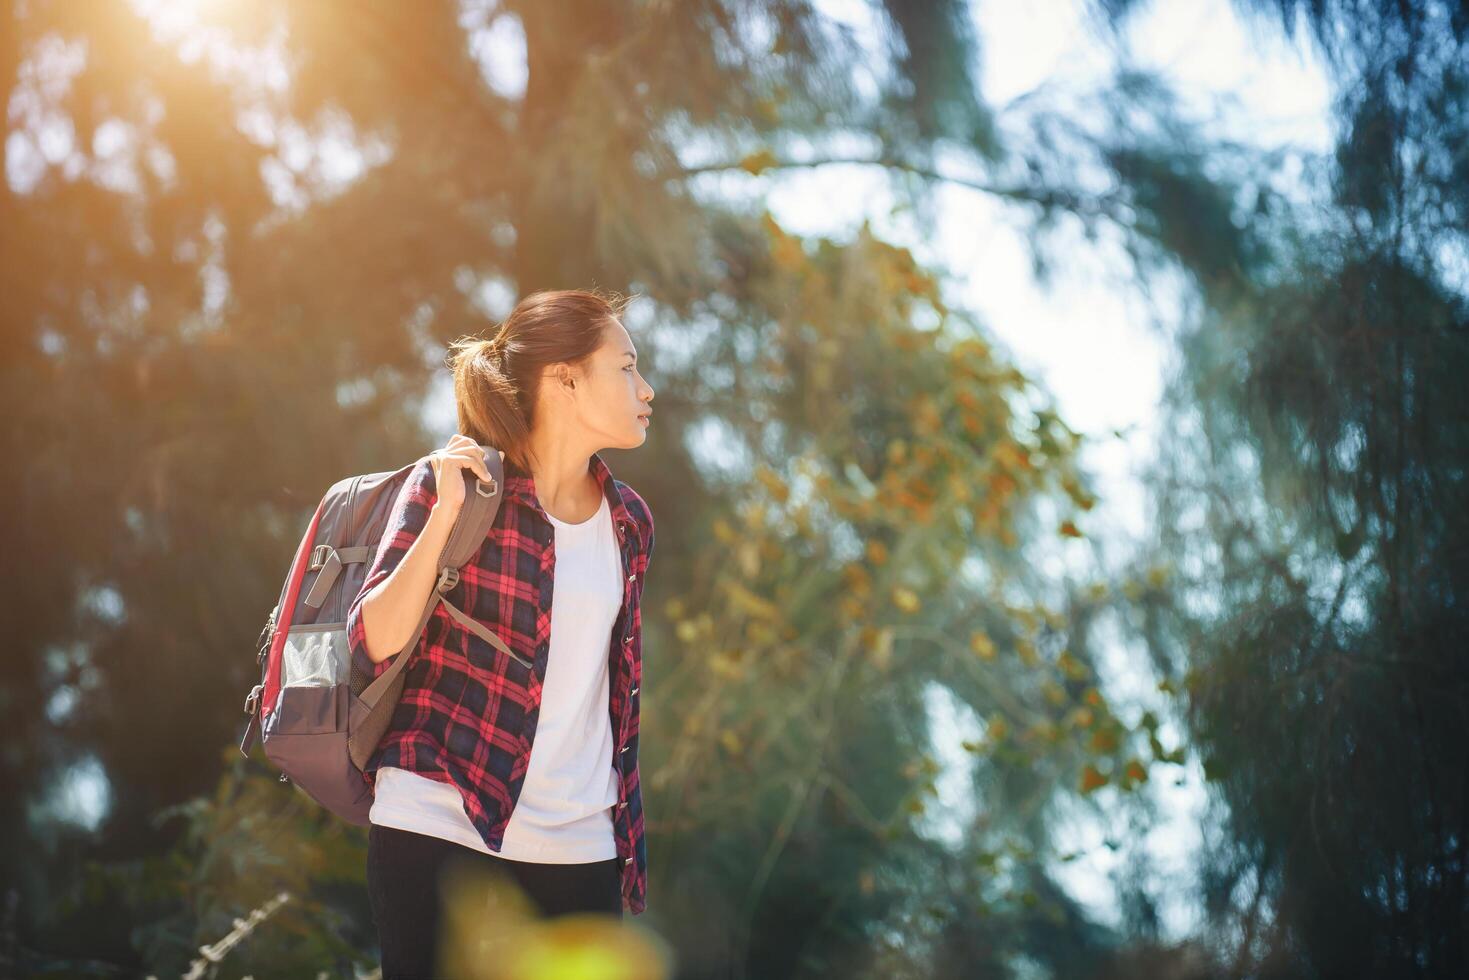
[{"left": 614, "top": 430, "right": 646, "bottom": 450}]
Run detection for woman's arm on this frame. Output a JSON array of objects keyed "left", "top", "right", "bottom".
[
  {"left": 356, "top": 500, "right": 457, "bottom": 664},
  {"left": 347, "top": 438, "right": 498, "bottom": 666}
]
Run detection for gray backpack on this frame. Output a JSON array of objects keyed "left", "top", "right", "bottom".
[{"left": 238, "top": 444, "right": 517, "bottom": 824}]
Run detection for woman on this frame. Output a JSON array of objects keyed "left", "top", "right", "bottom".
[{"left": 346, "top": 289, "right": 656, "bottom": 977}]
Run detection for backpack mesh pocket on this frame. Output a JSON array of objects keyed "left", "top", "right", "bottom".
[{"left": 281, "top": 624, "right": 349, "bottom": 688}]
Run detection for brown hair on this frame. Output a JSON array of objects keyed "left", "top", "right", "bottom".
[{"left": 447, "top": 288, "right": 632, "bottom": 471}]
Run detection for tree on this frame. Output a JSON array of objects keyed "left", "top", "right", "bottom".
[
  {"left": 3, "top": 1, "right": 1259, "bottom": 974},
  {"left": 1119, "top": 0, "right": 1469, "bottom": 973}
]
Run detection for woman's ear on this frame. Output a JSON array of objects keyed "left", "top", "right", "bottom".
[{"left": 547, "top": 362, "right": 576, "bottom": 393}]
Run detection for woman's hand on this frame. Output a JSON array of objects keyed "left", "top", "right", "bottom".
[{"left": 428, "top": 434, "right": 503, "bottom": 520}]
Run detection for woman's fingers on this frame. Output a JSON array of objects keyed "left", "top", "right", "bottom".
[
  {"left": 446, "top": 447, "right": 493, "bottom": 484},
  {"left": 436, "top": 436, "right": 499, "bottom": 484}
]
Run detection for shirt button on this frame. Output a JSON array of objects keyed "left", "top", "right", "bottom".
[
  {"left": 618, "top": 801, "right": 628, "bottom": 809},
  {"left": 621, "top": 744, "right": 630, "bottom": 752},
  {"left": 630, "top": 686, "right": 638, "bottom": 695},
  {"left": 628, "top": 572, "right": 637, "bottom": 581},
  {"left": 624, "top": 857, "right": 634, "bottom": 866}
]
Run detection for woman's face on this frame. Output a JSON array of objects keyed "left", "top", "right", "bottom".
[{"left": 560, "top": 318, "right": 655, "bottom": 450}]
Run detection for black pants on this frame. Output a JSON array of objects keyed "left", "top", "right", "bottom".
[{"left": 367, "top": 823, "right": 623, "bottom": 979}]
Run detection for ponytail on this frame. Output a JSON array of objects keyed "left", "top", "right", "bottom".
[{"left": 449, "top": 334, "right": 530, "bottom": 469}]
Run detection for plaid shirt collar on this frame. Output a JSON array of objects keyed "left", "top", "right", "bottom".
[{"left": 501, "top": 450, "right": 645, "bottom": 543}]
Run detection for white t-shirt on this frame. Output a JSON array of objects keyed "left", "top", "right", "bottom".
[{"left": 369, "top": 492, "right": 624, "bottom": 862}]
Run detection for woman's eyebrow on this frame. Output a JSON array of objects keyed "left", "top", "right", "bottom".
[{"left": 622, "top": 350, "right": 637, "bottom": 362}]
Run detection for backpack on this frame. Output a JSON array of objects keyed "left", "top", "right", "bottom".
[{"left": 237, "top": 444, "right": 516, "bottom": 825}]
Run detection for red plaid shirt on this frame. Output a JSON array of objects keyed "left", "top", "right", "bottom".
[{"left": 345, "top": 449, "right": 654, "bottom": 915}]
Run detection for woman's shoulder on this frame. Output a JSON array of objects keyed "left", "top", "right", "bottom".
[{"left": 612, "top": 479, "right": 654, "bottom": 541}]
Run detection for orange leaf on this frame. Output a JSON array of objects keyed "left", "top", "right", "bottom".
[{"left": 1080, "top": 765, "right": 1108, "bottom": 794}]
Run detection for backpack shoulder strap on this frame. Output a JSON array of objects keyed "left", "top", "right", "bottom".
[{"left": 439, "top": 446, "right": 505, "bottom": 570}]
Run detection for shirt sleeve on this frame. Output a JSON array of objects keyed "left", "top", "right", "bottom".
[{"left": 346, "top": 456, "right": 439, "bottom": 678}]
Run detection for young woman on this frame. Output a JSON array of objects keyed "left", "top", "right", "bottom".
[{"left": 346, "top": 289, "right": 656, "bottom": 977}]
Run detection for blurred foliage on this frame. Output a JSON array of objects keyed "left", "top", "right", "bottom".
[
  {"left": 436, "top": 864, "right": 676, "bottom": 980},
  {"left": 1110, "top": 0, "right": 1469, "bottom": 975},
  {"left": 64, "top": 747, "right": 374, "bottom": 978},
  {"left": 10, "top": 0, "right": 1455, "bottom": 977}
]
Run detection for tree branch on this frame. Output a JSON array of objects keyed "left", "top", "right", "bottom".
[{"left": 667, "top": 156, "right": 1128, "bottom": 221}]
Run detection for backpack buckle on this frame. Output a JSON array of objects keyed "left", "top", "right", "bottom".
[
  {"left": 309, "top": 545, "right": 333, "bottom": 571},
  {"left": 256, "top": 606, "right": 276, "bottom": 650},
  {"left": 436, "top": 567, "right": 460, "bottom": 593},
  {"left": 243, "top": 683, "right": 263, "bottom": 715}
]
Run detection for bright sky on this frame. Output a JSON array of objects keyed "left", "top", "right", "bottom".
[{"left": 25, "top": 0, "right": 1334, "bottom": 943}]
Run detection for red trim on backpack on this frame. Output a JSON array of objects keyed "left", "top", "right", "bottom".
[{"left": 262, "top": 499, "right": 325, "bottom": 721}]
